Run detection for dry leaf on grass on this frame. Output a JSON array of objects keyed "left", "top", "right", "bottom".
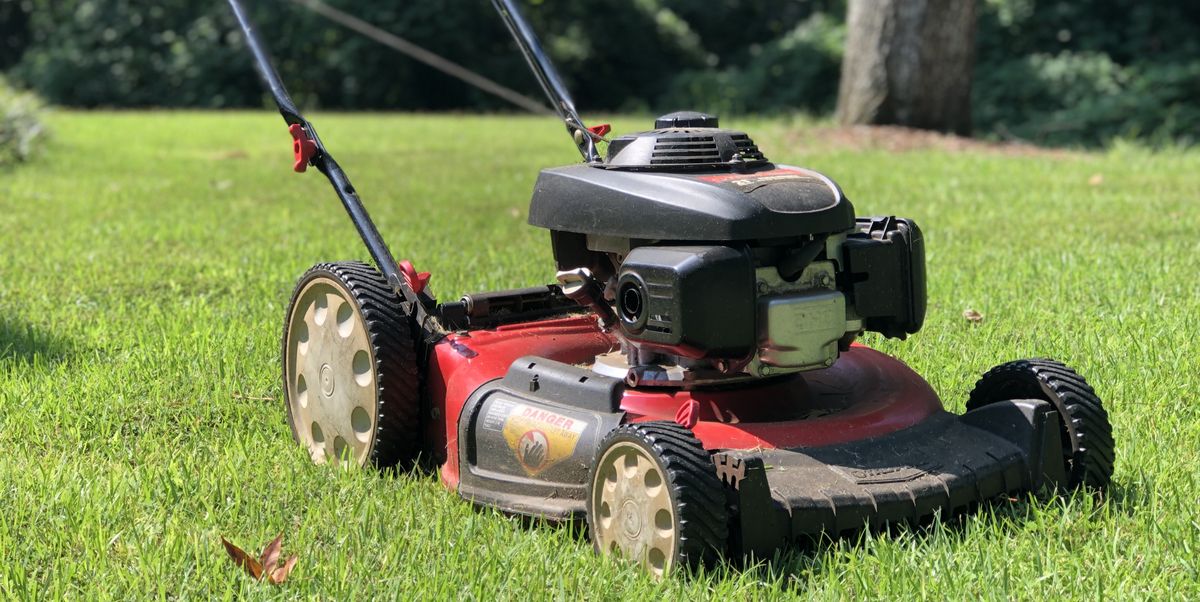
[
  {"left": 221, "top": 533, "right": 298, "bottom": 585},
  {"left": 963, "top": 308, "right": 984, "bottom": 323},
  {"left": 1088, "top": 173, "right": 1104, "bottom": 186}
]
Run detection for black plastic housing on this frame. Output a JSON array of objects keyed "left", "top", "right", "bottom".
[
  {"left": 843, "top": 217, "right": 927, "bottom": 339},
  {"left": 616, "top": 245, "right": 755, "bottom": 359},
  {"left": 529, "top": 164, "right": 854, "bottom": 241}
]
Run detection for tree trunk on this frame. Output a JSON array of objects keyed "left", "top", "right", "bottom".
[{"left": 835, "top": 0, "right": 977, "bottom": 135}]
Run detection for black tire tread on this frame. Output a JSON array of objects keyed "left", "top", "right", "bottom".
[{"left": 967, "top": 358, "right": 1114, "bottom": 490}]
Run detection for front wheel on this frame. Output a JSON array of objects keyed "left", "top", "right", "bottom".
[
  {"left": 281, "top": 261, "right": 422, "bottom": 468},
  {"left": 587, "top": 422, "right": 728, "bottom": 578},
  {"left": 967, "top": 358, "right": 1114, "bottom": 490}
]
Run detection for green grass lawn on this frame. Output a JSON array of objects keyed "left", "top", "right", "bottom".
[{"left": 1, "top": 111, "right": 1198, "bottom": 599}]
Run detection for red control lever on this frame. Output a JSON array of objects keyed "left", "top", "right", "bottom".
[
  {"left": 288, "top": 124, "right": 317, "bottom": 173},
  {"left": 399, "top": 260, "right": 431, "bottom": 296},
  {"left": 587, "top": 123, "right": 611, "bottom": 138}
]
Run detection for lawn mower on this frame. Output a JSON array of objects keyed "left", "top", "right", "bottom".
[{"left": 227, "top": 0, "right": 1115, "bottom": 577}]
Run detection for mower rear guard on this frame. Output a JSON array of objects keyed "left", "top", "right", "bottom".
[
  {"left": 430, "top": 316, "right": 1065, "bottom": 553},
  {"left": 715, "top": 400, "right": 1064, "bottom": 556}
]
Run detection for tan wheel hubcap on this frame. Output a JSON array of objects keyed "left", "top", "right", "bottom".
[
  {"left": 592, "top": 441, "right": 677, "bottom": 577},
  {"left": 285, "top": 277, "right": 377, "bottom": 466}
]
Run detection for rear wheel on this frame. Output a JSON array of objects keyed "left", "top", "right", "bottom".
[
  {"left": 967, "top": 359, "right": 1114, "bottom": 490},
  {"left": 587, "top": 422, "right": 727, "bottom": 578},
  {"left": 282, "top": 261, "right": 421, "bottom": 468}
]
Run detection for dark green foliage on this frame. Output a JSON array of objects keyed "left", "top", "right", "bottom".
[
  {"left": 659, "top": 12, "right": 844, "bottom": 115},
  {"left": 1, "top": 0, "right": 843, "bottom": 113},
  {"left": 973, "top": 0, "right": 1200, "bottom": 146},
  {"left": 0, "top": 0, "right": 31, "bottom": 70},
  {"left": 3, "top": 0, "right": 1199, "bottom": 145}
]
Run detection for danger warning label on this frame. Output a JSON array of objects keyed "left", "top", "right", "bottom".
[{"left": 499, "top": 404, "right": 587, "bottom": 475}]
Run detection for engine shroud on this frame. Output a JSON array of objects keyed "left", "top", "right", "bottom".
[
  {"left": 530, "top": 163, "right": 855, "bottom": 241},
  {"left": 525, "top": 114, "right": 926, "bottom": 383}
]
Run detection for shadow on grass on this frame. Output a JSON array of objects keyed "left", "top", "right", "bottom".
[{"left": 0, "top": 316, "right": 73, "bottom": 367}]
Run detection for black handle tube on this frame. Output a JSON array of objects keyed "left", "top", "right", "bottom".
[
  {"left": 491, "top": 0, "right": 599, "bottom": 163},
  {"left": 317, "top": 155, "right": 412, "bottom": 300},
  {"left": 225, "top": 0, "right": 430, "bottom": 316},
  {"left": 227, "top": 0, "right": 304, "bottom": 124}
]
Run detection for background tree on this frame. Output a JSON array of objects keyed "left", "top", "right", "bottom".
[{"left": 835, "top": 0, "right": 976, "bottom": 135}]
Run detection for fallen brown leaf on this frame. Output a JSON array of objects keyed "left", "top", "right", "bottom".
[
  {"left": 222, "top": 532, "right": 297, "bottom": 585},
  {"left": 269, "top": 554, "right": 299, "bottom": 585},
  {"left": 1088, "top": 173, "right": 1104, "bottom": 186},
  {"left": 221, "top": 536, "right": 264, "bottom": 580},
  {"left": 260, "top": 533, "right": 283, "bottom": 572},
  {"left": 963, "top": 308, "right": 984, "bottom": 323}
]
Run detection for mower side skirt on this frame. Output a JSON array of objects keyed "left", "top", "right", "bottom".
[
  {"left": 455, "top": 357, "right": 626, "bottom": 519},
  {"left": 717, "top": 400, "right": 1064, "bottom": 557}
]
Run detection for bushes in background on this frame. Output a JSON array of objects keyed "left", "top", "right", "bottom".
[
  {"left": 973, "top": 0, "right": 1200, "bottom": 146},
  {"left": 0, "top": 76, "right": 46, "bottom": 166},
  {"left": 0, "top": 0, "right": 843, "bottom": 114},
  {"left": 660, "top": 13, "right": 844, "bottom": 116},
  {"left": 974, "top": 51, "right": 1200, "bottom": 147}
]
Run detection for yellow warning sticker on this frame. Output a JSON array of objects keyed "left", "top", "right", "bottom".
[{"left": 501, "top": 404, "right": 587, "bottom": 475}]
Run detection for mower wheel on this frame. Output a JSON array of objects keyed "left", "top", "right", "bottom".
[
  {"left": 282, "top": 261, "right": 421, "bottom": 468},
  {"left": 967, "top": 359, "right": 1114, "bottom": 490},
  {"left": 587, "top": 422, "right": 728, "bottom": 578}
]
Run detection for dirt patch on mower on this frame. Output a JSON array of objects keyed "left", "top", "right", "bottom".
[{"left": 789, "top": 125, "right": 1074, "bottom": 157}]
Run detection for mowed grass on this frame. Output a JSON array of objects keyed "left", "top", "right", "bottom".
[{"left": 1, "top": 111, "right": 1198, "bottom": 599}]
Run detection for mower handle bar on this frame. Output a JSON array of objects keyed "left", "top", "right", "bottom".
[
  {"left": 491, "top": 0, "right": 601, "bottom": 163},
  {"left": 225, "top": 0, "right": 434, "bottom": 322}
]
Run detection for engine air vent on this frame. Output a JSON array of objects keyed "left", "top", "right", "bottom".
[
  {"left": 730, "top": 133, "right": 766, "bottom": 162},
  {"left": 651, "top": 135, "right": 720, "bottom": 165},
  {"left": 606, "top": 129, "right": 770, "bottom": 170}
]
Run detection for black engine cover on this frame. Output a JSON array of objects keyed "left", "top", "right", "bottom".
[
  {"left": 528, "top": 163, "right": 855, "bottom": 241},
  {"left": 843, "top": 217, "right": 927, "bottom": 339},
  {"left": 616, "top": 245, "right": 755, "bottom": 359}
]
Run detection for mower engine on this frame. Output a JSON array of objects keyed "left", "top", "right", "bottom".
[{"left": 540, "top": 112, "right": 925, "bottom": 386}]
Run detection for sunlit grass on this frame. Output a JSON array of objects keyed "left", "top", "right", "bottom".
[{"left": 0, "top": 111, "right": 1197, "bottom": 599}]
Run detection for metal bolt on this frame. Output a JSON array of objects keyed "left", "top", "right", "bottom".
[
  {"left": 757, "top": 281, "right": 769, "bottom": 294},
  {"left": 824, "top": 358, "right": 834, "bottom": 367},
  {"left": 757, "top": 365, "right": 772, "bottom": 377}
]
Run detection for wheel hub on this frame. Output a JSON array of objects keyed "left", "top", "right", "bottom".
[
  {"left": 284, "top": 278, "right": 378, "bottom": 465},
  {"left": 592, "top": 442, "right": 676, "bottom": 577},
  {"left": 320, "top": 363, "right": 335, "bottom": 397},
  {"left": 619, "top": 499, "right": 643, "bottom": 538}
]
